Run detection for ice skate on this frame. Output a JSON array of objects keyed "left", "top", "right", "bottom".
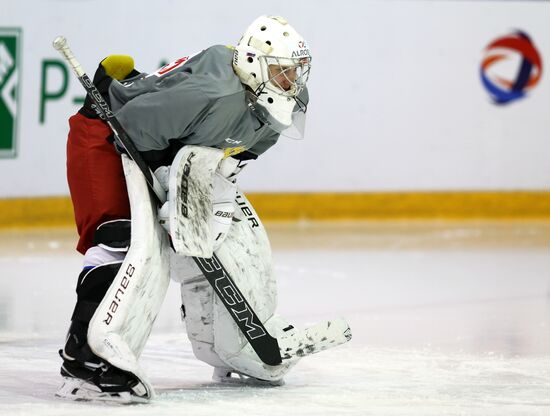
[
  {"left": 56, "top": 321, "right": 149, "bottom": 404},
  {"left": 56, "top": 372, "right": 148, "bottom": 404},
  {"left": 55, "top": 262, "right": 152, "bottom": 404}
]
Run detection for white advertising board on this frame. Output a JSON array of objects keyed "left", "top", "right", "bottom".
[{"left": 0, "top": 0, "right": 548, "bottom": 196}]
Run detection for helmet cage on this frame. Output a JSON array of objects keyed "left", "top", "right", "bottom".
[{"left": 258, "top": 55, "right": 311, "bottom": 97}]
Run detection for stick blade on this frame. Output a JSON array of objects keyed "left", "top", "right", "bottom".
[{"left": 279, "top": 318, "right": 352, "bottom": 361}]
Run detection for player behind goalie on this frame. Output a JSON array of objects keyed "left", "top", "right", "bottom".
[{"left": 58, "top": 15, "right": 314, "bottom": 401}]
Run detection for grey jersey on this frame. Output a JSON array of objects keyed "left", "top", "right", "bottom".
[{"left": 108, "top": 45, "right": 279, "bottom": 166}]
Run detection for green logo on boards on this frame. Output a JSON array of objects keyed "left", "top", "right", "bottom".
[{"left": 0, "top": 28, "right": 21, "bottom": 158}]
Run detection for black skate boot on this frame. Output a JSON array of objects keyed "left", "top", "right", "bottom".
[{"left": 55, "top": 264, "right": 148, "bottom": 403}]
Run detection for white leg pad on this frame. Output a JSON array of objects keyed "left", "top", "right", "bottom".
[
  {"left": 174, "top": 191, "right": 298, "bottom": 382},
  {"left": 87, "top": 155, "right": 171, "bottom": 399}
]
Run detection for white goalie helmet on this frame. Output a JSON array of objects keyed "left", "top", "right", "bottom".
[{"left": 233, "top": 15, "right": 311, "bottom": 137}]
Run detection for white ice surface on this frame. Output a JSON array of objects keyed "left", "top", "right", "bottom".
[{"left": 1, "top": 223, "right": 550, "bottom": 415}]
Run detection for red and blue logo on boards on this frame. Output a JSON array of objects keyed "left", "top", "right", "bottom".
[{"left": 480, "top": 31, "right": 543, "bottom": 105}]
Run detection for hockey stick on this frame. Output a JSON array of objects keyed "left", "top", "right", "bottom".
[{"left": 53, "top": 36, "right": 283, "bottom": 366}]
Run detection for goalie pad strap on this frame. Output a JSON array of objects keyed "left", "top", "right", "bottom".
[{"left": 93, "top": 219, "right": 131, "bottom": 252}]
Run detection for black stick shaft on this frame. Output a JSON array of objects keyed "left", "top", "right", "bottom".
[{"left": 193, "top": 256, "right": 282, "bottom": 366}]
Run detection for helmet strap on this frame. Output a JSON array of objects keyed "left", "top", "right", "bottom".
[{"left": 247, "top": 36, "right": 273, "bottom": 54}]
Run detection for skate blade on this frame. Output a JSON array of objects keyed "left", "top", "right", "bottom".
[
  {"left": 55, "top": 377, "right": 149, "bottom": 404},
  {"left": 212, "top": 369, "right": 284, "bottom": 387}
]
